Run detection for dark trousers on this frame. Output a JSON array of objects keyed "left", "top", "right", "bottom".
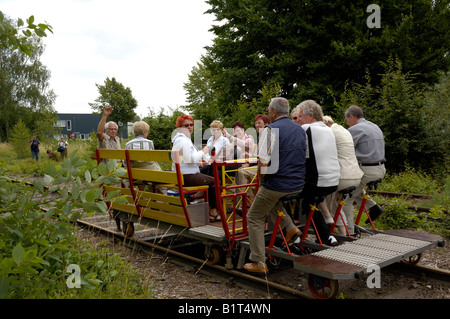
[
  {"left": 301, "top": 184, "right": 338, "bottom": 244},
  {"left": 183, "top": 173, "right": 217, "bottom": 209}
]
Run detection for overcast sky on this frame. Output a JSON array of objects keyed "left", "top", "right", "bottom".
[{"left": 1, "top": 0, "right": 216, "bottom": 118}]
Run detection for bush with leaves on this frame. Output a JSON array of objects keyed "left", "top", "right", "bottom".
[{"left": 0, "top": 151, "right": 154, "bottom": 298}]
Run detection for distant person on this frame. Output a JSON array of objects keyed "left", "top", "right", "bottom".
[
  {"left": 97, "top": 105, "right": 121, "bottom": 150},
  {"left": 345, "top": 105, "right": 386, "bottom": 223},
  {"left": 57, "top": 137, "right": 68, "bottom": 160},
  {"left": 29, "top": 136, "right": 40, "bottom": 162}
]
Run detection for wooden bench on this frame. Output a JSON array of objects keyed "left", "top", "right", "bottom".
[{"left": 96, "top": 149, "right": 210, "bottom": 228}]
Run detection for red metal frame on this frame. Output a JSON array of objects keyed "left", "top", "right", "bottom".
[
  {"left": 300, "top": 204, "right": 325, "bottom": 247},
  {"left": 267, "top": 211, "right": 293, "bottom": 255},
  {"left": 354, "top": 191, "right": 378, "bottom": 230},
  {"left": 211, "top": 156, "right": 258, "bottom": 251},
  {"left": 172, "top": 151, "right": 193, "bottom": 228},
  {"left": 329, "top": 198, "right": 353, "bottom": 237}
]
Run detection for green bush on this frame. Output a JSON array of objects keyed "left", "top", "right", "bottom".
[
  {"left": 0, "top": 153, "right": 154, "bottom": 298},
  {"left": 379, "top": 166, "right": 441, "bottom": 195},
  {"left": 375, "top": 198, "right": 419, "bottom": 230}
]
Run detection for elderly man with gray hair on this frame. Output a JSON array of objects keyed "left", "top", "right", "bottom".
[
  {"left": 295, "top": 100, "right": 340, "bottom": 246},
  {"left": 97, "top": 105, "right": 121, "bottom": 150},
  {"left": 345, "top": 105, "right": 386, "bottom": 223},
  {"left": 244, "top": 97, "right": 306, "bottom": 273}
]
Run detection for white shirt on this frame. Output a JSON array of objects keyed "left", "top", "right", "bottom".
[
  {"left": 302, "top": 121, "right": 340, "bottom": 187},
  {"left": 125, "top": 135, "right": 161, "bottom": 171},
  {"left": 171, "top": 132, "right": 210, "bottom": 174},
  {"left": 125, "top": 135, "right": 154, "bottom": 150},
  {"left": 206, "top": 135, "right": 230, "bottom": 155},
  {"left": 330, "top": 123, "right": 364, "bottom": 180}
]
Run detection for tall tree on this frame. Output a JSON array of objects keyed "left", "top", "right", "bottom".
[
  {"left": 0, "top": 14, "right": 56, "bottom": 142},
  {"left": 89, "top": 77, "right": 138, "bottom": 129},
  {"left": 197, "top": 0, "right": 449, "bottom": 114}
]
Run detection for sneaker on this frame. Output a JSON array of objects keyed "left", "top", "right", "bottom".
[
  {"left": 244, "top": 262, "right": 268, "bottom": 273},
  {"left": 328, "top": 235, "right": 338, "bottom": 246}
]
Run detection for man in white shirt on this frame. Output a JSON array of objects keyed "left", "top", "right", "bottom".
[{"left": 295, "top": 100, "right": 340, "bottom": 246}]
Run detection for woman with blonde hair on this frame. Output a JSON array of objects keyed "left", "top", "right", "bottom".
[
  {"left": 124, "top": 121, "right": 162, "bottom": 190},
  {"left": 204, "top": 120, "right": 230, "bottom": 156}
]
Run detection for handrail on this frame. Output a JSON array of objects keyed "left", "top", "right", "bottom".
[{"left": 212, "top": 154, "right": 259, "bottom": 250}]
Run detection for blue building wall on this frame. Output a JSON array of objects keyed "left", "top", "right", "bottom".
[{"left": 56, "top": 114, "right": 129, "bottom": 140}]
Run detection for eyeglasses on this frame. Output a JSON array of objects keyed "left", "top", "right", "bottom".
[
  {"left": 108, "top": 128, "right": 118, "bottom": 131},
  {"left": 183, "top": 123, "right": 194, "bottom": 128},
  {"left": 292, "top": 117, "right": 298, "bottom": 120}
]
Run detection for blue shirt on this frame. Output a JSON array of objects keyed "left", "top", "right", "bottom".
[{"left": 259, "top": 116, "right": 307, "bottom": 192}]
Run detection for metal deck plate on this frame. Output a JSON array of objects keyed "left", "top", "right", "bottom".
[
  {"left": 188, "top": 225, "right": 226, "bottom": 241},
  {"left": 293, "top": 233, "right": 437, "bottom": 279},
  {"left": 311, "top": 233, "right": 434, "bottom": 269}
]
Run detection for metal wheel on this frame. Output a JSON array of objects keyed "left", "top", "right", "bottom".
[
  {"left": 307, "top": 274, "right": 339, "bottom": 299},
  {"left": 205, "top": 246, "right": 223, "bottom": 265},
  {"left": 401, "top": 253, "right": 422, "bottom": 265},
  {"left": 268, "top": 256, "right": 282, "bottom": 267}
]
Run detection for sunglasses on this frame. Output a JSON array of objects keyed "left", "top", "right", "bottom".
[{"left": 183, "top": 123, "right": 194, "bottom": 128}]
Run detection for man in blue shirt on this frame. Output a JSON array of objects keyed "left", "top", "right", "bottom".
[
  {"left": 244, "top": 97, "right": 306, "bottom": 273},
  {"left": 346, "top": 105, "right": 386, "bottom": 223}
]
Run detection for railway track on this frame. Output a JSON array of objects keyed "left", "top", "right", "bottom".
[
  {"left": 8, "top": 176, "right": 450, "bottom": 298},
  {"left": 75, "top": 213, "right": 450, "bottom": 299},
  {"left": 368, "top": 190, "right": 448, "bottom": 214},
  {"left": 76, "top": 215, "right": 313, "bottom": 299}
]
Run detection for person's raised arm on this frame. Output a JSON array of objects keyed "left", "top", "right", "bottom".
[{"left": 97, "top": 106, "right": 113, "bottom": 142}]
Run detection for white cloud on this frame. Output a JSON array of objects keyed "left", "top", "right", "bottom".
[{"left": 1, "top": 0, "right": 215, "bottom": 118}]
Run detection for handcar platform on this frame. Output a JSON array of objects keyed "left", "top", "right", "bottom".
[
  {"left": 189, "top": 225, "right": 226, "bottom": 241},
  {"left": 293, "top": 229, "right": 444, "bottom": 280}
]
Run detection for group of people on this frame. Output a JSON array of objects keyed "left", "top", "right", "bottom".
[
  {"left": 28, "top": 136, "right": 68, "bottom": 162},
  {"left": 96, "top": 100, "right": 386, "bottom": 274},
  {"left": 244, "top": 98, "right": 386, "bottom": 273}
]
